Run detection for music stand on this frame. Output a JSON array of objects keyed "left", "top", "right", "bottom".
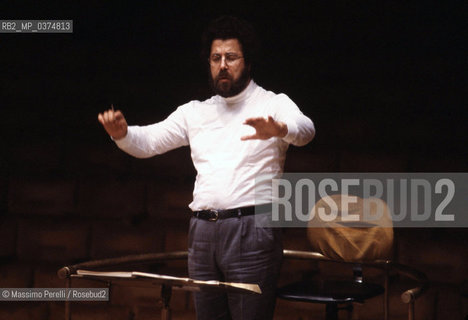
[{"left": 71, "top": 269, "right": 261, "bottom": 320}]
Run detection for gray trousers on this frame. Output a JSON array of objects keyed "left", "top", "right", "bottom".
[{"left": 188, "top": 214, "right": 283, "bottom": 320}]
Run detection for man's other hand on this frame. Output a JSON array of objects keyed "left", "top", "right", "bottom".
[
  {"left": 241, "top": 116, "right": 288, "bottom": 141},
  {"left": 97, "top": 106, "right": 128, "bottom": 140}
]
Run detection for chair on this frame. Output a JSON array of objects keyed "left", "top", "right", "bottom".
[{"left": 277, "top": 195, "right": 427, "bottom": 320}]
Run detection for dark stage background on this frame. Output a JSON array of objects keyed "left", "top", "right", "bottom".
[
  {"left": 1, "top": 2, "right": 466, "bottom": 162},
  {"left": 0, "top": 2, "right": 467, "bottom": 319}
]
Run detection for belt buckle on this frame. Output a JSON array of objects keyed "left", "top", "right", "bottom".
[{"left": 208, "top": 210, "right": 219, "bottom": 221}]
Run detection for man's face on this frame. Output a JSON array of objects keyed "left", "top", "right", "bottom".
[{"left": 209, "top": 38, "right": 251, "bottom": 98}]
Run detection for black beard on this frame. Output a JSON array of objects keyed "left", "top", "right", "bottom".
[{"left": 210, "top": 67, "right": 251, "bottom": 98}]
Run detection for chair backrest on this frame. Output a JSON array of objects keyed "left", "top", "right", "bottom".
[{"left": 307, "top": 194, "right": 394, "bottom": 262}]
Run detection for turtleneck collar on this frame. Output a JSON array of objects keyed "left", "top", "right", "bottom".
[{"left": 221, "top": 79, "right": 257, "bottom": 105}]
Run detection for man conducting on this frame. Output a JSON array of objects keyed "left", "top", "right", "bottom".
[{"left": 98, "top": 16, "right": 315, "bottom": 320}]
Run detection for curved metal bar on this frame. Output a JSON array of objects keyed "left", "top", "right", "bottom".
[
  {"left": 283, "top": 249, "right": 392, "bottom": 266},
  {"left": 282, "top": 249, "right": 330, "bottom": 261},
  {"left": 386, "top": 261, "right": 428, "bottom": 304},
  {"left": 57, "top": 251, "right": 188, "bottom": 279}
]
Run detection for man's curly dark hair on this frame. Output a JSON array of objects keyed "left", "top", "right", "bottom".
[{"left": 201, "top": 16, "right": 259, "bottom": 71}]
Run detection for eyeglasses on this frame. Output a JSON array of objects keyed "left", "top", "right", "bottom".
[{"left": 209, "top": 53, "right": 244, "bottom": 67}]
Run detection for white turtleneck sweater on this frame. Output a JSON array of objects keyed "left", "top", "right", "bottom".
[{"left": 115, "top": 80, "right": 315, "bottom": 211}]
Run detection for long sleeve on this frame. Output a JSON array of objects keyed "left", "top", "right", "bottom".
[
  {"left": 115, "top": 105, "right": 189, "bottom": 158},
  {"left": 273, "top": 94, "right": 315, "bottom": 146},
  {"left": 109, "top": 81, "right": 315, "bottom": 210}
]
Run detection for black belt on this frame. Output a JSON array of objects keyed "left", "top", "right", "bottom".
[{"left": 193, "top": 204, "right": 271, "bottom": 221}]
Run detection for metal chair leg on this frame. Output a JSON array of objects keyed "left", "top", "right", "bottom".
[{"left": 160, "top": 285, "right": 172, "bottom": 320}]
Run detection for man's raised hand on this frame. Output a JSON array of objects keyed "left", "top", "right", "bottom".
[
  {"left": 97, "top": 105, "right": 128, "bottom": 140},
  {"left": 241, "top": 116, "right": 288, "bottom": 141}
]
